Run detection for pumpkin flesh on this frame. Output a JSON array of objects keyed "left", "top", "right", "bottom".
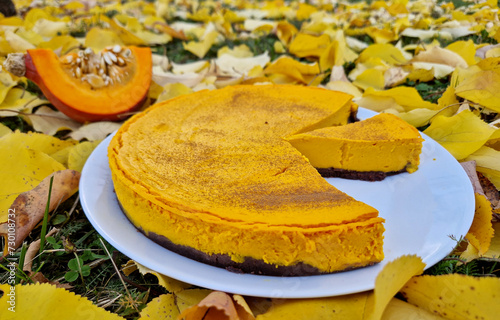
[{"left": 25, "top": 46, "right": 152, "bottom": 123}]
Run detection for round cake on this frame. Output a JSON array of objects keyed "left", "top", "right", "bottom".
[{"left": 108, "top": 85, "right": 385, "bottom": 276}]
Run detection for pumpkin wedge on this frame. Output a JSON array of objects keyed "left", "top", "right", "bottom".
[{"left": 24, "top": 46, "right": 152, "bottom": 123}]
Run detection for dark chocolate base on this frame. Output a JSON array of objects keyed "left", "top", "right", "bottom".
[
  {"left": 317, "top": 167, "right": 407, "bottom": 181},
  {"left": 147, "top": 231, "right": 330, "bottom": 276},
  {"left": 118, "top": 198, "right": 377, "bottom": 277}
]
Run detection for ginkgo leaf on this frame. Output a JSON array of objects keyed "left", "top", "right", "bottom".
[
  {"left": 0, "top": 283, "right": 123, "bottom": 320},
  {"left": 171, "top": 60, "right": 210, "bottom": 74},
  {"left": 139, "top": 294, "right": 179, "bottom": 320},
  {"left": 353, "top": 69, "right": 385, "bottom": 91},
  {"left": 381, "top": 298, "right": 447, "bottom": 320},
  {"left": 68, "top": 121, "right": 122, "bottom": 141},
  {"left": 465, "top": 146, "right": 500, "bottom": 190},
  {"left": 357, "top": 43, "right": 408, "bottom": 65},
  {"left": 32, "top": 18, "right": 69, "bottom": 38},
  {"left": 325, "top": 81, "right": 363, "bottom": 98},
  {"left": 217, "top": 44, "right": 254, "bottom": 58},
  {"left": 84, "top": 27, "right": 124, "bottom": 52},
  {"left": 26, "top": 106, "right": 81, "bottom": 136},
  {"left": 411, "top": 62, "right": 456, "bottom": 79},
  {"left": 454, "top": 67, "right": 500, "bottom": 113},
  {"left": 363, "top": 87, "right": 438, "bottom": 111},
  {"left": 410, "top": 46, "right": 468, "bottom": 68},
  {"left": 446, "top": 40, "right": 477, "bottom": 66},
  {"left": 264, "top": 56, "right": 320, "bottom": 84},
  {"left": 464, "top": 193, "right": 494, "bottom": 255},
  {"left": 215, "top": 52, "right": 270, "bottom": 77},
  {"left": 4, "top": 29, "right": 36, "bottom": 52},
  {"left": 183, "top": 31, "right": 219, "bottom": 59},
  {"left": 133, "top": 260, "right": 192, "bottom": 293},
  {"left": 423, "top": 110, "right": 496, "bottom": 160},
  {"left": 365, "top": 255, "right": 426, "bottom": 320},
  {"left": 67, "top": 140, "right": 102, "bottom": 172},
  {"left": 37, "top": 35, "right": 80, "bottom": 55},
  {"left": 0, "top": 123, "right": 11, "bottom": 137},
  {"left": 179, "top": 291, "right": 255, "bottom": 320},
  {"left": 276, "top": 21, "right": 298, "bottom": 45},
  {"left": 176, "top": 289, "right": 213, "bottom": 313},
  {"left": 0, "top": 88, "right": 48, "bottom": 117},
  {"left": 483, "top": 222, "right": 500, "bottom": 258},
  {"left": 156, "top": 83, "right": 194, "bottom": 103},
  {"left": 0, "top": 72, "right": 18, "bottom": 106},
  {"left": 255, "top": 293, "right": 368, "bottom": 320},
  {"left": 400, "top": 274, "right": 500, "bottom": 319},
  {"left": 289, "top": 33, "right": 330, "bottom": 58}
]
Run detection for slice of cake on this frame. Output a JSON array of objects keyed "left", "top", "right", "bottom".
[
  {"left": 285, "top": 113, "right": 424, "bottom": 181},
  {"left": 108, "top": 85, "right": 385, "bottom": 276}
]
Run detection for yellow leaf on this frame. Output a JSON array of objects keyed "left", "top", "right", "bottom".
[
  {"left": 437, "top": 85, "right": 459, "bottom": 109},
  {"left": 26, "top": 106, "right": 81, "bottom": 136},
  {"left": 289, "top": 33, "right": 330, "bottom": 58},
  {"left": 386, "top": 108, "right": 440, "bottom": 128},
  {"left": 0, "top": 72, "right": 18, "bottom": 106},
  {"left": 133, "top": 30, "right": 172, "bottom": 45},
  {"left": 365, "top": 27, "right": 398, "bottom": 44},
  {"left": 411, "top": 46, "right": 468, "bottom": 68},
  {"left": 358, "top": 43, "right": 408, "bottom": 65},
  {"left": 407, "top": 68, "right": 435, "bottom": 82},
  {"left": 84, "top": 27, "right": 124, "bottom": 52},
  {"left": 382, "top": 298, "right": 447, "bottom": 320},
  {"left": 276, "top": 21, "right": 298, "bottom": 45},
  {"left": 183, "top": 31, "right": 219, "bottom": 59},
  {"left": 0, "top": 139, "right": 65, "bottom": 223},
  {"left": 67, "top": 140, "right": 102, "bottom": 172},
  {"left": 0, "top": 88, "right": 48, "bottom": 117},
  {"left": 365, "top": 255, "right": 426, "bottom": 320},
  {"left": 133, "top": 261, "right": 192, "bottom": 294},
  {"left": 68, "top": 121, "right": 122, "bottom": 141},
  {"left": 446, "top": 40, "right": 477, "bottom": 66},
  {"left": 325, "top": 81, "right": 363, "bottom": 98},
  {"left": 255, "top": 293, "right": 368, "bottom": 320},
  {"left": 32, "top": 19, "right": 69, "bottom": 38},
  {"left": 217, "top": 44, "right": 253, "bottom": 58},
  {"left": 139, "top": 294, "right": 179, "bottom": 320},
  {"left": 460, "top": 233, "right": 480, "bottom": 262},
  {"left": 37, "top": 35, "right": 80, "bottom": 54},
  {"left": 423, "top": 110, "right": 496, "bottom": 160},
  {"left": 4, "top": 30, "right": 36, "bottom": 52},
  {"left": 0, "top": 123, "right": 11, "bottom": 137},
  {"left": 296, "top": 3, "right": 318, "bottom": 20},
  {"left": 0, "top": 283, "right": 123, "bottom": 320},
  {"left": 357, "top": 95, "right": 405, "bottom": 113},
  {"left": 23, "top": 8, "right": 54, "bottom": 30},
  {"left": 465, "top": 146, "right": 500, "bottom": 190},
  {"left": 264, "top": 56, "right": 320, "bottom": 84},
  {"left": 364, "top": 87, "right": 438, "bottom": 111},
  {"left": 464, "top": 193, "right": 494, "bottom": 255},
  {"left": 400, "top": 274, "right": 500, "bottom": 319},
  {"left": 353, "top": 69, "right": 385, "bottom": 91},
  {"left": 484, "top": 222, "right": 500, "bottom": 258},
  {"left": 180, "top": 291, "right": 255, "bottom": 320},
  {"left": 176, "top": 289, "right": 213, "bottom": 313},
  {"left": 157, "top": 83, "right": 194, "bottom": 103},
  {"left": 454, "top": 68, "right": 500, "bottom": 113}
]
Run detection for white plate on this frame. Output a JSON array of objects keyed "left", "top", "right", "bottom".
[{"left": 80, "top": 108, "right": 475, "bottom": 298}]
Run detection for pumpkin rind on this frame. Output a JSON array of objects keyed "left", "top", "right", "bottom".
[{"left": 24, "top": 46, "right": 152, "bottom": 123}]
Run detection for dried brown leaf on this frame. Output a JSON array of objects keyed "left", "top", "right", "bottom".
[{"left": 0, "top": 170, "right": 80, "bottom": 256}]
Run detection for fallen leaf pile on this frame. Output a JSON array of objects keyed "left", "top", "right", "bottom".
[{"left": 1, "top": 0, "right": 500, "bottom": 318}]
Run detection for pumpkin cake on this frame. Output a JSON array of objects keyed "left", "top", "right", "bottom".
[
  {"left": 285, "top": 113, "right": 424, "bottom": 181},
  {"left": 108, "top": 85, "right": 386, "bottom": 276}
]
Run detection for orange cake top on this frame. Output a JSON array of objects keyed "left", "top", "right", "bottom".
[{"left": 109, "top": 85, "right": 379, "bottom": 228}]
